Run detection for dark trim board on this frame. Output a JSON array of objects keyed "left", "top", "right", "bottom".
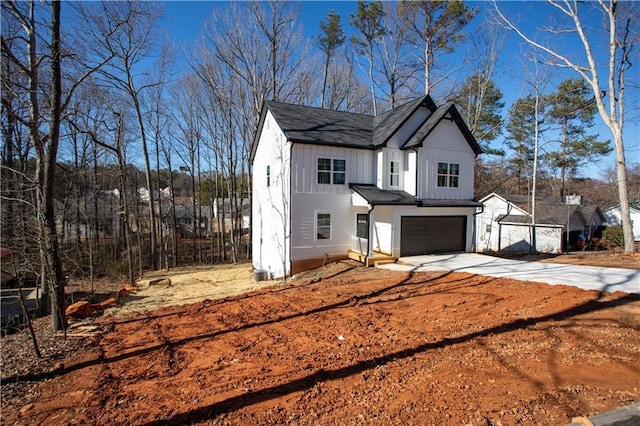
[{"left": 400, "top": 216, "right": 466, "bottom": 257}]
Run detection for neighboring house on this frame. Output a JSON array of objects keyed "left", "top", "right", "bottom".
[
  {"left": 605, "top": 201, "right": 640, "bottom": 241},
  {"left": 251, "top": 95, "right": 483, "bottom": 278},
  {"left": 477, "top": 192, "right": 605, "bottom": 253},
  {"left": 173, "top": 200, "right": 211, "bottom": 238},
  {"left": 212, "top": 198, "right": 250, "bottom": 232}
]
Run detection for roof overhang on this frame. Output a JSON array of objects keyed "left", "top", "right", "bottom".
[{"left": 350, "top": 184, "right": 418, "bottom": 206}]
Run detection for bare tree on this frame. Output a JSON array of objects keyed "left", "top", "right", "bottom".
[
  {"left": 350, "top": 0, "right": 386, "bottom": 115},
  {"left": 494, "top": 0, "right": 638, "bottom": 252},
  {"left": 87, "top": 1, "right": 165, "bottom": 269},
  {"left": 376, "top": 3, "right": 415, "bottom": 109},
  {"left": 2, "top": 0, "right": 113, "bottom": 330}
]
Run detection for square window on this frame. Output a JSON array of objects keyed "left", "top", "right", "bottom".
[
  {"left": 437, "top": 162, "right": 460, "bottom": 188},
  {"left": 317, "top": 213, "right": 331, "bottom": 240},
  {"left": 318, "top": 158, "right": 346, "bottom": 185}
]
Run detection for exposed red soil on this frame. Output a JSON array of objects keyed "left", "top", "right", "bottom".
[{"left": 3, "top": 260, "right": 639, "bottom": 425}]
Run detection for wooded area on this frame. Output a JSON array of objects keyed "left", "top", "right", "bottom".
[{"left": 1, "top": 0, "right": 638, "bottom": 331}]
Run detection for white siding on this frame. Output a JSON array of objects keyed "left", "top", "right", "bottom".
[
  {"left": 605, "top": 207, "right": 640, "bottom": 241},
  {"left": 404, "top": 150, "right": 417, "bottom": 196},
  {"left": 498, "top": 224, "right": 561, "bottom": 253},
  {"left": 376, "top": 150, "right": 383, "bottom": 188},
  {"left": 417, "top": 121, "right": 475, "bottom": 199},
  {"left": 252, "top": 111, "right": 291, "bottom": 278},
  {"left": 476, "top": 194, "right": 562, "bottom": 253},
  {"left": 386, "top": 107, "right": 431, "bottom": 148},
  {"left": 476, "top": 195, "right": 529, "bottom": 252},
  {"left": 371, "top": 206, "right": 394, "bottom": 254},
  {"left": 291, "top": 144, "right": 374, "bottom": 193},
  {"left": 290, "top": 193, "right": 366, "bottom": 261},
  {"left": 375, "top": 148, "right": 407, "bottom": 191}
]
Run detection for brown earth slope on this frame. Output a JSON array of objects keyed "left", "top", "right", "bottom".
[{"left": 3, "top": 260, "right": 639, "bottom": 425}]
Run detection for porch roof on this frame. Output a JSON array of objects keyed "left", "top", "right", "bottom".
[
  {"left": 417, "top": 199, "right": 483, "bottom": 208},
  {"left": 350, "top": 184, "right": 484, "bottom": 208},
  {"left": 349, "top": 184, "right": 418, "bottom": 206}
]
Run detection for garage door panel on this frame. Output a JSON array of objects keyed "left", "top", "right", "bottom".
[{"left": 401, "top": 216, "right": 466, "bottom": 257}]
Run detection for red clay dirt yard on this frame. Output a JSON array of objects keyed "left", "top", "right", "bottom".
[{"left": 3, "top": 257, "right": 640, "bottom": 425}]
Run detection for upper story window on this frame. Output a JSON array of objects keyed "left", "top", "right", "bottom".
[
  {"left": 318, "top": 158, "right": 345, "bottom": 185},
  {"left": 389, "top": 160, "right": 399, "bottom": 187},
  {"left": 437, "top": 162, "right": 459, "bottom": 188},
  {"left": 266, "top": 165, "right": 271, "bottom": 187}
]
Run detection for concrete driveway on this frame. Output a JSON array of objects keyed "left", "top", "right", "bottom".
[{"left": 378, "top": 253, "right": 640, "bottom": 295}]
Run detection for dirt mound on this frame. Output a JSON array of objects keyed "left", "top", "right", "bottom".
[{"left": 4, "top": 260, "right": 639, "bottom": 425}]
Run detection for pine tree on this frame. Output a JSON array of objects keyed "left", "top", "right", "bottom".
[
  {"left": 318, "top": 10, "right": 345, "bottom": 108},
  {"left": 544, "top": 78, "right": 612, "bottom": 201}
]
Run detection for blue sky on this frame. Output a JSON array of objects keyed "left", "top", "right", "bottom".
[{"left": 159, "top": 1, "right": 639, "bottom": 180}]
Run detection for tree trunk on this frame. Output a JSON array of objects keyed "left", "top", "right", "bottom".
[
  {"left": 129, "top": 81, "right": 157, "bottom": 271},
  {"left": 47, "top": 0, "right": 67, "bottom": 332}
]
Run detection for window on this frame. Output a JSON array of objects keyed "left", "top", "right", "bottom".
[
  {"left": 437, "top": 162, "right": 460, "bottom": 188},
  {"left": 356, "top": 214, "right": 369, "bottom": 239},
  {"left": 266, "top": 165, "right": 271, "bottom": 187},
  {"left": 316, "top": 213, "right": 331, "bottom": 240},
  {"left": 389, "top": 160, "right": 399, "bottom": 187},
  {"left": 318, "top": 158, "right": 345, "bottom": 185}
]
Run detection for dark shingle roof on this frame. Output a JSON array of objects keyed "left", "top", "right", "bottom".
[
  {"left": 350, "top": 184, "right": 418, "bottom": 206},
  {"left": 372, "top": 96, "right": 434, "bottom": 147},
  {"left": 350, "top": 184, "right": 484, "bottom": 208},
  {"left": 418, "top": 199, "right": 483, "bottom": 208},
  {"left": 536, "top": 203, "right": 586, "bottom": 226},
  {"left": 266, "top": 101, "right": 374, "bottom": 149},
  {"left": 251, "top": 95, "right": 482, "bottom": 159},
  {"left": 403, "top": 104, "right": 452, "bottom": 149}
]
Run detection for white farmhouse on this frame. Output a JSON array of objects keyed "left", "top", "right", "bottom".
[
  {"left": 251, "top": 96, "right": 483, "bottom": 278},
  {"left": 477, "top": 192, "right": 608, "bottom": 253},
  {"left": 605, "top": 201, "right": 640, "bottom": 241}
]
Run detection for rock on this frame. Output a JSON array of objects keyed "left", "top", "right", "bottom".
[
  {"left": 65, "top": 301, "right": 94, "bottom": 319},
  {"left": 117, "top": 284, "right": 138, "bottom": 299},
  {"left": 149, "top": 278, "right": 171, "bottom": 287},
  {"left": 93, "top": 297, "right": 117, "bottom": 311}
]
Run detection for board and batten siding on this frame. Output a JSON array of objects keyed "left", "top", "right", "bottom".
[
  {"left": 252, "top": 110, "right": 291, "bottom": 278},
  {"left": 386, "top": 106, "right": 430, "bottom": 149},
  {"left": 403, "top": 150, "right": 417, "bottom": 196},
  {"left": 291, "top": 144, "right": 375, "bottom": 194},
  {"left": 290, "top": 193, "right": 365, "bottom": 261},
  {"left": 417, "top": 120, "right": 475, "bottom": 200}
]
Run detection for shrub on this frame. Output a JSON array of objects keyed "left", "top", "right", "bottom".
[{"left": 602, "top": 226, "right": 624, "bottom": 248}]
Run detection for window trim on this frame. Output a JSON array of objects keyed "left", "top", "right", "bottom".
[
  {"left": 317, "top": 157, "right": 346, "bottom": 185},
  {"left": 316, "top": 212, "right": 331, "bottom": 240},
  {"left": 437, "top": 161, "right": 460, "bottom": 188}
]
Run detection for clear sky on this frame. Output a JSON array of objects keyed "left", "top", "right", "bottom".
[{"left": 159, "top": 1, "right": 639, "bottom": 181}]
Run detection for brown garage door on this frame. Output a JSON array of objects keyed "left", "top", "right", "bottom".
[{"left": 400, "top": 216, "right": 466, "bottom": 257}]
